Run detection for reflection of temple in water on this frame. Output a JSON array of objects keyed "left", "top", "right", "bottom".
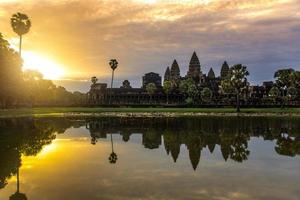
[
  {"left": 0, "top": 116, "right": 299, "bottom": 192},
  {"left": 85, "top": 117, "right": 300, "bottom": 170}
]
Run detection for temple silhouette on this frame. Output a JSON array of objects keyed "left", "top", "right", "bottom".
[{"left": 87, "top": 52, "right": 281, "bottom": 106}]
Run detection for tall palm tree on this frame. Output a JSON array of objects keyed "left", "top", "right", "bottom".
[
  {"left": 109, "top": 59, "right": 118, "bottom": 105},
  {"left": 11, "top": 13, "right": 31, "bottom": 56}
]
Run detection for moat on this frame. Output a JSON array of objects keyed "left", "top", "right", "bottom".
[{"left": 0, "top": 117, "right": 299, "bottom": 200}]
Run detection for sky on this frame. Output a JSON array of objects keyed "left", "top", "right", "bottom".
[{"left": 0, "top": 0, "right": 300, "bottom": 92}]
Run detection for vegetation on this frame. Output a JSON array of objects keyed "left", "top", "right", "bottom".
[
  {"left": 179, "top": 78, "right": 198, "bottom": 104},
  {"left": 1, "top": 107, "right": 300, "bottom": 118},
  {"left": 146, "top": 83, "right": 157, "bottom": 103},
  {"left": 11, "top": 12, "right": 31, "bottom": 56},
  {"left": 163, "top": 80, "right": 172, "bottom": 104},
  {"left": 109, "top": 59, "right": 118, "bottom": 104},
  {"left": 221, "top": 64, "right": 249, "bottom": 112},
  {"left": 91, "top": 76, "right": 98, "bottom": 85},
  {"left": 0, "top": 33, "right": 23, "bottom": 108},
  {"left": 201, "top": 87, "right": 212, "bottom": 103},
  {"left": 1, "top": 14, "right": 85, "bottom": 108}
]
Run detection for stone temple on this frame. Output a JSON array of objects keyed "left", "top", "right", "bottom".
[{"left": 87, "top": 51, "right": 273, "bottom": 105}]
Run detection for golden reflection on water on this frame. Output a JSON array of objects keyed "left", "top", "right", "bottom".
[{"left": 0, "top": 117, "right": 299, "bottom": 200}]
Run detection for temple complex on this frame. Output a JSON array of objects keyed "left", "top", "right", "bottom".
[{"left": 87, "top": 51, "right": 287, "bottom": 106}]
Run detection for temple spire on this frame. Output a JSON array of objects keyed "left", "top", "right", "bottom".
[
  {"left": 164, "top": 66, "right": 171, "bottom": 81},
  {"left": 187, "top": 51, "right": 202, "bottom": 82},
  {"left": 220, "top": 61, "right": 230, "bottom": 79},
  {"left": 208, "top": 68, "right": 215, "bottom": 79},
  {"left": 170, "top": 59, "right": 180, "bottom": 80}
]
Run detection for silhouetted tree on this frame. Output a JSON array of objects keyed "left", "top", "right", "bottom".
[
  {"left": 108, "top": 134, "right": 118, "bottom": 164},
  {"left": 11, "top": 13, "right": 31, "bottom": 56},
  {"left": 0, "top": 34, "right": 23, "bottom": 108},
  {"left": 179, "top": 78, "right": 198, "bottom": 104},
  {"left": 109, "top": 59, "right": 118, "bottom": 104},
  {"left": 91, "top": 76, "right": 98, "bottom": 85},
  {"left": 226, "top": 64, "right": 249, "bottom": 112},
  {"left": 201, "top": 87, "right": 212, "bottom": 103}
]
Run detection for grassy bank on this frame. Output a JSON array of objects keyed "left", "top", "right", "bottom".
[{"left": 0, "top": 107, "right": 300, "bottom": 118}]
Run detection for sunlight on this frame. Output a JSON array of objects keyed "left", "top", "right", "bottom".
[
  {"left": 143, "top": 0, "right": 157, "bottom": 4},
  {"left": 136, "top": 0, "right": 212, "bottom": 5},
  {"left": 37, "top": 142, "right": 58, "bottom": 157},
  {"left": 22, "top": 51, "right": 65, "bottom": 80}
]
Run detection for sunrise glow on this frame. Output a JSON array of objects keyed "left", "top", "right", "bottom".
[{"left": 22, "top": 51, "right": 65, "bottom": 80}]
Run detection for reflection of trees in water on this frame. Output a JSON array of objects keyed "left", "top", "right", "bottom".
[
  {"left": 108, "top": 133, "right": 118, "bottom": 164},
  {"left": 276, "top": 133, "right": 300, "bottom": 157},
  {"left": 0, "top": 116, "right": 299, "bottom": 192},
  {"left": 0, "top": 118, "right": 79, "bottom": 195},
  {"left": 86, "top": 117, "right": 300, "bottom": 170}
]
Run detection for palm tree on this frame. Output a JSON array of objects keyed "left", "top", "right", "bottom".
[
  {"left": 11, "top": 13, "right": 31, "bottom": 56},
  {"left": 109, "top": 59, "right": 118, "bottom": 104},
  {"left": 108, "top": 133, "right": 118, "bottom": 164},
  {"left": 91, "top": 76, "right": 98, "bottom": 85}
]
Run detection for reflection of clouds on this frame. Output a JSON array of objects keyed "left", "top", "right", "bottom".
[{"left": 0, "top": 128, "right": 299, "bottom": 200}]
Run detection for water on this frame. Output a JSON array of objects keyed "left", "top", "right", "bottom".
[{"left": 0, "top": 117, "right": 299, "bottom": 200}]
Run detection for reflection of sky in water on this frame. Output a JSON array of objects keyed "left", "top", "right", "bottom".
[{"left": 0, "top": 119, "right": 299, "bottom": 200}]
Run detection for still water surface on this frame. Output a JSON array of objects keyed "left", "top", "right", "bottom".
[{"left": 0, "top": 117, "right": 299, "bottom": 200}]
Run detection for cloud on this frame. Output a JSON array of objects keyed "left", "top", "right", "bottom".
[{"left": 0, "top": 0, "right": 300, "bottom": 91}]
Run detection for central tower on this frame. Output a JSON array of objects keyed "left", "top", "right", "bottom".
[
  {"left": 186, "top": 51, "right": 204, "bottom": 84},
  {"left": 186, "top": 51, "right": 203, "bottom": 83}
]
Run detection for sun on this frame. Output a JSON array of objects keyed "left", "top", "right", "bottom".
[{"left": 22, "top": 51, "right": 65, "bottom": 80}]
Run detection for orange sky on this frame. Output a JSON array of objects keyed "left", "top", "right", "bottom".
[{"left": 0, "top": 0, "right": 300, "bottom": 91}]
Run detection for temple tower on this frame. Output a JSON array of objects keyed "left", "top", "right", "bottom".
[
  {"left": 170, "top": 60, "right": 180, "bottom": 80},
  {"left": 220, "top": 61, "right": 230, "bottom": 79},
  {"left": 187, "top": 52, "right": 201, "bottom": 79},
  {"left": 208, "top": 68, "right": 216, "bottom": 79},
  {"left": 164, "top": 67, "right": 171, "bottom": 81}
]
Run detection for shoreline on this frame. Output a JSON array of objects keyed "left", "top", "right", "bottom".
[{"left": 1, "top": 107, "right": 300, "bottom": 118}]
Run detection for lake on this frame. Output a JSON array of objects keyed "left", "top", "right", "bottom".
[{"left": 0, "top": 117, "right": 299, "bottom": 200}]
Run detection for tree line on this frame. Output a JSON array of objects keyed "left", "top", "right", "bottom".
[{"left": 0, "top": 13, "right": 86, "bottom": 108}]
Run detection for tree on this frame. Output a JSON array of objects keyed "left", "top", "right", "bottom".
[
  {"left": 179, "top": 78, "right": 198, "bottom": 105},
  {"left": 289, "top": 71, "right": 300, "bottom": 89},
  {"left": 11, "top": 13, "right": 31, "bottom": 56},
  {"left": 163, "top": 80, "right": 172, "bottom": 104},
  {"left": 0, "top": 33, "right": 23, "bottom": 108},
  {"left": 201, "top": 87, "right": 212, "bottom": 103},
  {"left": 146, "top": 83, "right": 157, "bottom": 104},
  {"left": 109, "top": 59, "right": 118, "bottom": 104},
  {"left": 91, "top": 76, "right": 98, "bottom": 85},
  {"left": 108, "top": 134, "right": 118, "bottom": 164},
  {"left": 269, "top": 86, "right": 280, "bottom": 103},
  {"left": 274, "top": 68, "right": 295, "bottom": 89},
  {"left": 227, "top": 64, "right": 249, "bottom": 112},
  {"left": 287, "top": 87, "right": 298, "bottom": 100}
]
